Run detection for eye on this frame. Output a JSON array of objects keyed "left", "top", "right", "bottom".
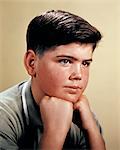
[
  {"left": 82, "top": 61, "right": 91, "bottom": 67},
  {"left": 59, "top": 59, "right": 72, "bottom": 66}
]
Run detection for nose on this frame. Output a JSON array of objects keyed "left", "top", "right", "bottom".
[{"left": 69, "top": 64, "right": 82, "bottom": 80}]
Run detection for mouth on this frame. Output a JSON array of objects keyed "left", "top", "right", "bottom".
[
  {"left": 65, "top": 85, "right": 82, "bottom": 89},
  {"left": 64, "top": 85, "right": 82, "bottom": 94}
]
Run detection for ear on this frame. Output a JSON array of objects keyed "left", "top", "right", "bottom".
[{"left": 24, "top": 50, "right": 37, "bottom": 77}]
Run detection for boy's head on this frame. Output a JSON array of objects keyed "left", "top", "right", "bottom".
[
  {"left": 25, "top": 10, "right": 102, "bottom": 104},
  {"left": 26, "top": 10, "right": 102, "bottom": 55}
]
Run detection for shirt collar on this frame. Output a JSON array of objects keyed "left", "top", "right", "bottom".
[{"left": 23, "top": 79, "right": 43, "bottom": 128}]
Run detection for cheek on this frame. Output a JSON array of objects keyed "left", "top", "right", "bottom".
[
  {"left": 82, "top": 71, "right": 89, "bottom": 88},
  {"left": 49, "top": 71, "right": 68, "bottom": 88},
  {"left": 38, "top": 67, "right": 68, "bottom": 93}
]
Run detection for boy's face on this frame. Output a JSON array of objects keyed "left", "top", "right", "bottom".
[{"left": 32, "top": 42, "right": 93, "bottom": 103}]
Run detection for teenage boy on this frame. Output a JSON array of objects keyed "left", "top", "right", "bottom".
[{"left": 0, "top": 10, "right": 106, "bottom": 150}]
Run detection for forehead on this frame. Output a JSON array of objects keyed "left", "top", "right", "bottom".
[{"left": 44, "top": 42, "right": 93, "bottom": 60}]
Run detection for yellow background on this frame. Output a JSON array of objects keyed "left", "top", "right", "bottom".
[{"left": 0, "top": 0, "right": 120, "bottom": 149}]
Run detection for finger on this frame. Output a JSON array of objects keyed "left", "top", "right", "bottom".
[
  {"left": 40, "top": 95, "right": 50, "bottom": 104},
  {"left": 73, "top": 101, "right": 81, "bottom": 110},
  {"left": 44, "top": 95, "right": 50, "bottom": 100}
]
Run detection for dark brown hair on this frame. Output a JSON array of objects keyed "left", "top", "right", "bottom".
[{"left": 26, "top": 10, "right": 102, "bottom": 54}]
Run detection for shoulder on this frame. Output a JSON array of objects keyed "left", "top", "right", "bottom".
[
  {"left": 0, "top": 82, "right": 26, "bottom": 145},
  {"left": 0, "top": 82, "right": 23, "bottom": 118},
  {"left": 0, "top": 81, "right": 26, "bottom": 113}
]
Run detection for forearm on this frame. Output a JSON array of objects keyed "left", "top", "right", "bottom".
[
  {"left": 74, "top": 95, "right": 106, "bottom": 150},
  {"left": 40, "top": 129, "right": 68, "bottom": 150},
  {"left": 86, "top": 118, "right": 106, "bottom": 150},
  {"left": 39, "top": 96, "right": 73, "bottom": 150}
]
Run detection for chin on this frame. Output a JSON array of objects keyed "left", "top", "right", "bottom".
[
  {"left": 59, "top": 94, "right": 80, "bottom": 103},
  {"left": 47, "top": 92, "right": 81, "bottom": 103},
  {"left": 67, "top": 97, "right": 79, "bottom": 103}
]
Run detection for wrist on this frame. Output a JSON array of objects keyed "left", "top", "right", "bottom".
[
  {"left": 44, "top": 123, "right": 70, "bottom": 137},
  {"left": 40, "top": 127, "right": 68, "bottom": 150},
  {"left": 83, "top": 115, "right": 99, "bottom": 131}
]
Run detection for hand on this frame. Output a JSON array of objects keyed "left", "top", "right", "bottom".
[
  {"left": 74, "top": 95, "right": 106, "bottom": 150},
  {"left": 73, "top": 95, "right": 95, "bottom": 130},
  {"left": 39, "top": 96, "right": 73, "bottom": 149}
]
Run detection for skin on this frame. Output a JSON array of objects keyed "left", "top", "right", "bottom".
[
  {"left": 39, "top": 96, "right": 73, "bottom": 150},
  {"left": 24, "top": 42, "right": 93, "bottom": 105},
  {"left": 24, "top": 42, "right": 106, "bottom": 150}
]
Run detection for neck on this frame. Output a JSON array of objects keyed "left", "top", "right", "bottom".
[{"left": 31, "top": 79, "right": 45, "bottom": 106}]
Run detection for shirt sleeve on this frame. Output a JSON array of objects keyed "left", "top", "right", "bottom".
[{"left": 0, "top": 102, "right": 19, "bottom": 150}]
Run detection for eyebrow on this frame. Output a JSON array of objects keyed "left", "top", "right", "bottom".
[{"left": 56, "top": 55, "right": 93, "bottom": 62}]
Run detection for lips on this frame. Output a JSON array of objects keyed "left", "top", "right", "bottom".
[
  {"left": 64, "top": 85, "right": 82, "bottom": 94},
  {"left": 64, "top": 85, "right": 82, "bottom": 89}
]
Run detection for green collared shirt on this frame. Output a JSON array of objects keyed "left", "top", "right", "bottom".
[{"left": 0, "top": 80, "right": 102, "bottom": 149}]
